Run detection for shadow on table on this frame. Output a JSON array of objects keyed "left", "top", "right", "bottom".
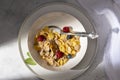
[{"left": 0, "top": 0, "right": 65, "bottom": 46}]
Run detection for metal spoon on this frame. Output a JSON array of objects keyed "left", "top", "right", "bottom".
[{"left": 48, "top": 26, "right": 99, "bottom": 39}]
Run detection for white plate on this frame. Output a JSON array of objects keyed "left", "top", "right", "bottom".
[{"left": 18, "top": 2, "right": 98, "bottom": 80}]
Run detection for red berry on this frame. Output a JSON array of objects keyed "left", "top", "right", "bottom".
[
  {"left": 37, "top": 35, "right": 46, "bottom": 41},
  {"left": 63, "top": 26, "right": 70, "bottom": 33},
  {"left": 56, "top": 50, "right": 64, "bottom": 59}
]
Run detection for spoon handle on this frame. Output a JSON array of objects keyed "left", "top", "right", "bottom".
[{"left": 62, "top": 32, "right": 99, "bottom": 39}]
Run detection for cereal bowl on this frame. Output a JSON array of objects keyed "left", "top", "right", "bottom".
[
  {"left": 28, "top": 12, "right": 88, "bottom": 71},
  {"left": 18, "top": 3, "right": 99, "bottom": 80}
]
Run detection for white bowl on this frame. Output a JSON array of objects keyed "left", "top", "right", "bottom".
[{"left": 28, "top": 12, "right": 88, "bottom": 71}]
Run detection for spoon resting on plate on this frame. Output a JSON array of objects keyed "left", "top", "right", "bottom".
[{"left": 48, "top": 26, "right": 99, "bottom": 39}]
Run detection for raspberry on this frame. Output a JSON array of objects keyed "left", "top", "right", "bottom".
[
  {"left": 56, "top": 50, "right": 64, "bottom": 59},
  {"left": 63, "top": 26, "right": 70, "bottom": 32},
  {"left": 37, "top": 35, "right": 46, "bottom": 41}
]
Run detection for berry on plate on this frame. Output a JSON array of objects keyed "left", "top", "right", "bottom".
[
  {"left": 37, "top": 35, "right": 46, "bottom": 41},
  {"left": 56, "top": 50, "right": 64, "bottom": 59},
  {"left": 63, "top": 26, "right": 70, "bottom": 32},
  {"left": 67, "top": 54, "right": 72, "bottom": 59}
]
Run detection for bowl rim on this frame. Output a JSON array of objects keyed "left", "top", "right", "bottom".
[{"left": 27, "top": 11, "right": 88, "bottom": 71}]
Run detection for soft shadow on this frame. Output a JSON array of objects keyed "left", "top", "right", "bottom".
[{"left": 0, "top": 0, "right": 65, "bottom": 45}]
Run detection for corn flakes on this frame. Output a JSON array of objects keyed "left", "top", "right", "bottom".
[{"left": 34, "top": 26, "right": 80, "bottom": 67}]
